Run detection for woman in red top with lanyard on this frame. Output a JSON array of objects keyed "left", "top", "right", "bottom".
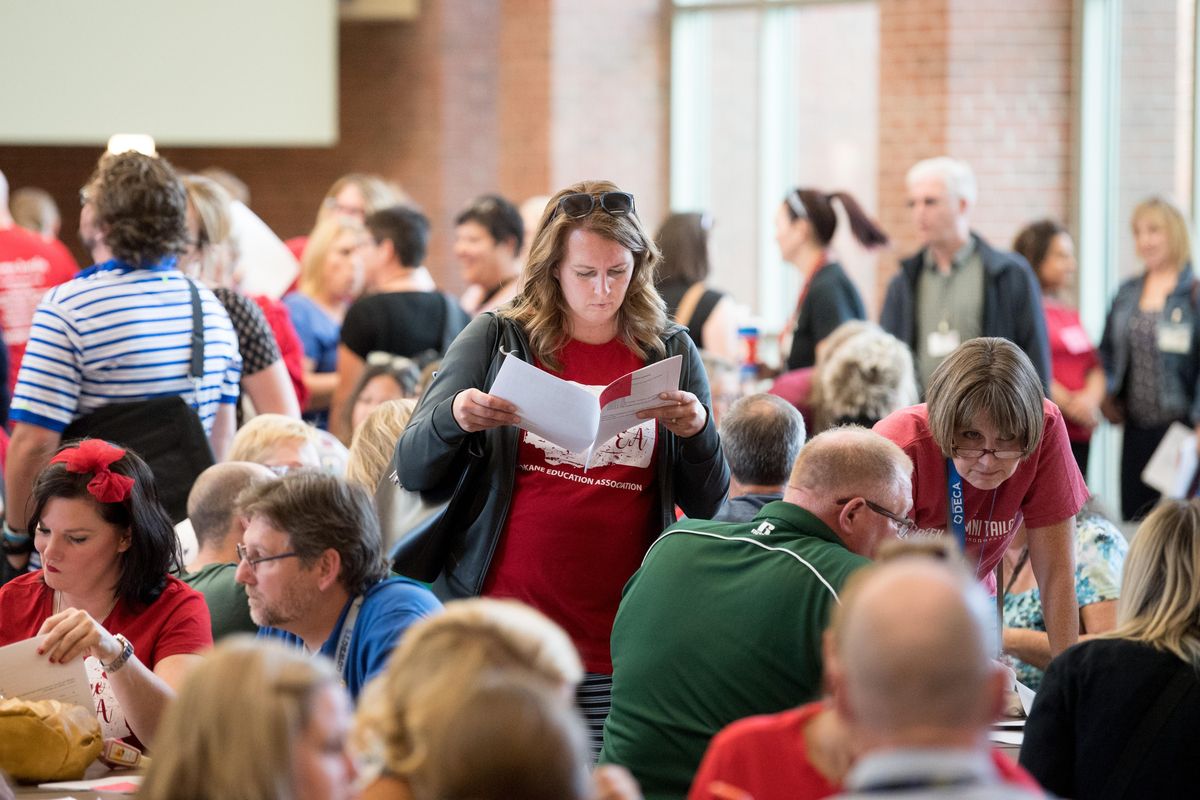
[
  {"left": 776, "top": 187, "right": 888, "bottom": 371},
  {"left": 874, "top": 337, "right": 1088, "bottom": 657}
]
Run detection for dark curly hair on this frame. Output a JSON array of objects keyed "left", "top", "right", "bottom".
[
  {"left": 87, "top": 152, "right": 190, "bottom": 267},
  {"left": 31, "top": 440, "right": 181, "bottom": 608}
]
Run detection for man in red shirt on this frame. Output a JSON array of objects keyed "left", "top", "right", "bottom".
[{"left": 0, "top": 171, "right": 78, "bottom": 412}]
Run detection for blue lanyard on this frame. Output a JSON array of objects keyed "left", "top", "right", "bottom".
[{"left": 946, "top": 459, "right": 967, "bottom": 552}]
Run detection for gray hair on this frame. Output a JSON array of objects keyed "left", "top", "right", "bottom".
[
  {"left": 720, "top": 394, "right": 806, "bottom": 486},
  {"left": 819, "top": 329, "right": 919, "bottom": 428},
  {"left": 906, "top": 157, "right": 977, "bottom": 209}
]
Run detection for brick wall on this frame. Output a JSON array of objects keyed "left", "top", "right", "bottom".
[
  {"left": 0, "top": 0, "right": 666, "bottom": 293},
  {"left": 877, "top": 0, "right": 1074, "bottom": 272}
]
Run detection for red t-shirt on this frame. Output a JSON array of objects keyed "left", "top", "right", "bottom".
[
  {"left": 873, "top": 399, "right": 1088, "bottom": 583},
  {"left": 1043, "top": 299, "right": 1100, "bottom": 443},
  {"left": 0, "top": 227, "right": 78, "bottom": 394},
  {"left": 484, "top": 338, "right": 660, "bottom": 674},
  {"left": 252, "top": 294, "right": 309, "bottom": 409},
  {"left": 0, "top": 572, "right": 212, "bottom": 741},
  {"left": 690, "top": 701, "right": 1042, "bottom": 800}
]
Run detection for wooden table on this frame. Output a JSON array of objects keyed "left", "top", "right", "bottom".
[{"left": 11, "top": 763, "right": 142, "bottom": 799}]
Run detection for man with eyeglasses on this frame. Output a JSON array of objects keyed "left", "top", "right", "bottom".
[
  {"left": 600, "top": 426, "right": 913, "bottom": 799},
  {"left": 234, "top": 471, "right": 441, "bottom": 700}
]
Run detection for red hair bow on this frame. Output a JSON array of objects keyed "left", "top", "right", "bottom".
[{"left": 50, "top": 440, "right": 135, "bottom": 504}]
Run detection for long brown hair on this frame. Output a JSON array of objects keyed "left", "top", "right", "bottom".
[{"left": 501, "top": 180, "right": 667, "bottom": 371}]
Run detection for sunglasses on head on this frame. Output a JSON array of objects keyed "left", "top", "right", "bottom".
[{"left": 552, "top": 191, "right": 636, "bottom": 221}]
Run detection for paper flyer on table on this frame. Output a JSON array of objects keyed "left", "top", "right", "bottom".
[
  {"left": 0, "top": 635, "right": 94, "bottom": 712},
  {"left": 489, "top": 354, "right": 683, "bottom": 466}
]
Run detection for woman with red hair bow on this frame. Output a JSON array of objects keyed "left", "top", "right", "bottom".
[{"left": 0, "top": 440, "right": 212, "bottom": 748}]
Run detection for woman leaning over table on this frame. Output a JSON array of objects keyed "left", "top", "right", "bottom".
[
  {"left": 874, "top": 337, "right": 1088, "bottom": 657},
  {"left": 0, "top": 440, "right": 211, "bottom": 747},
  {"left": 396, "top": 180, "right": 729, "bottom": 750},
  {"left": 1099, "top": 196, "right": 1200, "bottom": 521}
]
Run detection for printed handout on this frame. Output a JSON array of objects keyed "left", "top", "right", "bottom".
[
  {"left": 489, "top": 354, "right": 683, "bottom": 467},
  {"left": 0, "top": 634, "right": 94, "bottom": 711}
]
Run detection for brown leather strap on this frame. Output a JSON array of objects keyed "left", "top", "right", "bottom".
[{"left": 674, "top": 281, "right": 708, "bottom": 329}]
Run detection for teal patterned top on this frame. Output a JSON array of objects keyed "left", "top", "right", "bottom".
[{"left": 1003, "top": 512, "right": 1128, "bottom": 690}]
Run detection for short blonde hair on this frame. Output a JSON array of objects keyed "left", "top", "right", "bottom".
[
  {"left": 1132, "top": 196, "right": 1192, "bottom": 270},
  {"left": 229, "top": 414, "right": 319, "bottom": 465},
  {"left": 818, "top": 328, "right": 919, "bottom": 428},
  {"left": 299, "top": 216, "right": 365, "bottom": 296},
  {"left": 139, "top": 636, "right": 341, "bottom": 800},
  {"left": 346, "top": 398, "right": 417, "bottom": 489},
  {"left": 925, "top": 338, "right": 1045, "bottom": 458},
  {"left": 407, "top": 676, "right": 590, "bottom": 800},
  {"left": 355, "top": 598, "right": 582, "bottom": 778},
  {"left": 1108, "top": 498, "right": 1200, "bottom": 670}
]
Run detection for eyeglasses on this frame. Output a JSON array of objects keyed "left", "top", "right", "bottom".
[
  {"left": 236, "top": 543, "right": 300, "bottom": 573},
  {"left": 551, "top": 191, "right": 636, "bottom": 221},
  {"left": 952, "top": 446, "right": 1024, "bottom": 461},
  {"left": 835, "top": 497, "right": 917, "bottom": 537}
]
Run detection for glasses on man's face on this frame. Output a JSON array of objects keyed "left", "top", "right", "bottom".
[
  {"left": 952, "top": 445, "right": 1024, "bottom": 461},
  {"left": 551, "top": 191, "right": 636, "bottom": 221},
  {"left": 836, "top": 497, "right": 917, "bottom": 538},
  {"left": 236, "top": 543, "right": 300, "bottom": 573}
]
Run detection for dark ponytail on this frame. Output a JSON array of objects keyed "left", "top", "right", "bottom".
[{"left": 783, "top": 188, "right": 888, "bottom": 249}]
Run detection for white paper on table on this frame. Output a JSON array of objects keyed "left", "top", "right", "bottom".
[
  {"left": 39, "top": 775, "right": 142, "bottom": 792},
  {"left": 229, "top": 200, "right": 300, "bottom": 299},
  {"left": 489, "top": 354, "right": 683, "bottom": 467},
  {"left": 0, "top": 635, "right": 93, "bottom": 712},
  {"left": 988, "top": 729, "right": 1024, "bottom": 746},
  {"left": 1015, "top": 680, "right": 1036, "bottom": 716},
  {"left": 1141, "top": 421, "right": 1198, "bottom": 497}
]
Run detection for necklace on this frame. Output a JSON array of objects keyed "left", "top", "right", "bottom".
[{"left": 53, "top": 590, "right": 117, "bottom": 621}]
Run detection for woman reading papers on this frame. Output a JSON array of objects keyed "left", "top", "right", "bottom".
[{"left": 396, "top": 181, "right": 729, "bottom": 751}]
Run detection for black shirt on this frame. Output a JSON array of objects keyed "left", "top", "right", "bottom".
[
  {"left": 1020, "top": 637, "right": 1200, "bottom": 799},
  {"left": 340, "top": 291, "right": 470, "bottom": 363}
]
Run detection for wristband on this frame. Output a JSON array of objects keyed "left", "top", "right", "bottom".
[{"left": 2, "top": 522, "right": 33, "bottom": 556}]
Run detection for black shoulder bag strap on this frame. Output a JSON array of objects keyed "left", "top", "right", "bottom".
[
  {"left": 439, "top": 291, "right": 459, "bottom": 355},
  {"left": 185, "top": 278, "right": 206, "bottom": 409},
  {"left": 1101, "top": 665, "right": 1195, "bottom": 800}
]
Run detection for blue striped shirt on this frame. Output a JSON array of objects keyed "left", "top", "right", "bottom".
[{"left": 10, "top": 259, "right": 242, "bottom": 434}]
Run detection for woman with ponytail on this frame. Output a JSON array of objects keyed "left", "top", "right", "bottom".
[{"left": 776, "top": 188, "right": 889, "bottom": 370}]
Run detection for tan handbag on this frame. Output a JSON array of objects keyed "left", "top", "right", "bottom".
[{"left": 0, "top": 697, "right": 103, "bottom": 782}]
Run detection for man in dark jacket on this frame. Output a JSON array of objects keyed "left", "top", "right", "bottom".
[{"left": 880, "top": 156, "right": 1050, "bottom": 393}]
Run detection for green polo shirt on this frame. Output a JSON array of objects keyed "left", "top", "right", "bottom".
[
  {"left": 181, "top": 562, "right": 257, "bottom": 641},
  {"left": 599, "top": 501, "right": 870, "bottom": 800}
]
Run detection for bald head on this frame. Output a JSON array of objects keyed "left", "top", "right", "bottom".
[
  {"left": 187, "top": 461, "right": 275, "bottom": 551},
  {"left": 787, "top": 426, "right": 911, "bottom": 500},
  {"left": 831, "top": 558, "right": 1001, "bottom": 743}
]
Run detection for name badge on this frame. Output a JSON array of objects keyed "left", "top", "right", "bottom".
[
  {"left": 1059, "top": 324, "right": 1093, "bottom": 355},
  {"left": 1158, "top": 323, "right": 1192, "bottom": 354},
  {"left": 927, "top": 329, "right": 961, "bottom": 358}
]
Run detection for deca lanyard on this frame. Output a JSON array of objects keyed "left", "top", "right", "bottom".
[
  {"left": 333, "top": 594, "right": 365, "bottom": 680},
  {"left": 946, "top": 458, "right": 967, "bottom": 552}
]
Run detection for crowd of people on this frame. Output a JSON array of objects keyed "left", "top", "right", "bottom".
[{"left": 0, "top": 148, "right": 1196, "bottom": 800}]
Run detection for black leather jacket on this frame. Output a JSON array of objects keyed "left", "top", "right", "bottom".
[{"left": 395, "top": 311, "right": 729, "bottom": 598}]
